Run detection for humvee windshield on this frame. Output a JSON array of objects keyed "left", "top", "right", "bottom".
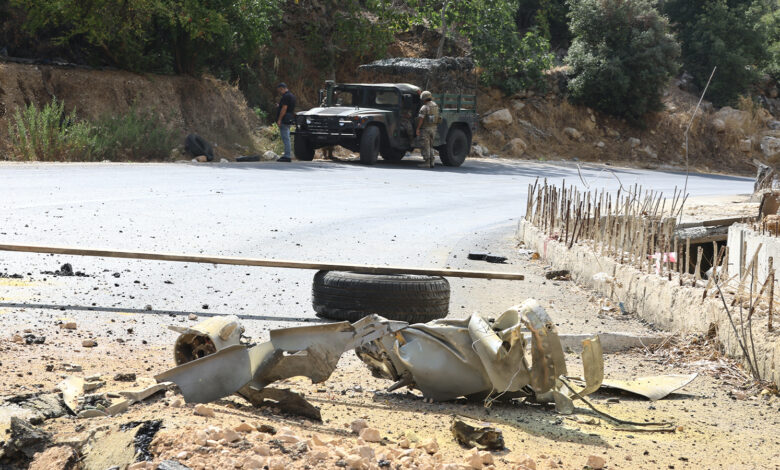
[{"left": 329, "top": 86, "right": 400, "bottom": 109}]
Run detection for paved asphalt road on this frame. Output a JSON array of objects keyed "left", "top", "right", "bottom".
[{"left": 0, "top": 159, "right": 753, "bottom": 341}]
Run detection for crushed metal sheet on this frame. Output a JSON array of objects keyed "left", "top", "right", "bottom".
[
  {"left": 556, "top": 333, "right": 665, "bottom": 354},
  {"left": 156, "top": 315, "right": 407, "bottom": 404},
  {"left": 450, "top": 418, "right": 504, "bottom": 450},
  {"left": 598, "top": 373, "right": 698, "bottom": 401},
  {"left": 357, "top": 299, "right": 572, "bottom": 404}
]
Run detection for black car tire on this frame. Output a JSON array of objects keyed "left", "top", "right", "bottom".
[
  {"left": 439, "top": 127, "right": 469, "bottom": 167},
  {"left": 359, "top": 126, "right": 381, "bottom": 165},
  {"left": 380, "top": 147, "right": 406, "bottom": 162},
  {"left": 294, "top": 134, "right": 315, "bottom": 161},
  {"left": 312, "top": 271, "right": 450, "bottom": 323}
]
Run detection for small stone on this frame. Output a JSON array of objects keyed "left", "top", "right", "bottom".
[
  {"left": 195, "top": 155, "right": 208, "bottom": 163},
  {"left": 188, "top": 313, "right": 198, "bottom": 321},
  {"left": 398, "top": 438, "right": 410, "bottom": 449},
  {"left": 28, "top": 446, "right": 76, "bottom": 470},
  {"left": 712, "top": 118, "right": 726, "bottom": 132},
  {"left": 60, "top": 322, "right": 77, "bottom": 330},
  {"left": 176, "top": 451, "right": 190, "bottom": 460},
  {"left": 243, "top": 456, "right": 265, "bottom": 469},
  {"left": 223, "top": 428, "right": 241, "bottom": 442},
  {"left": 357, "top": 445, "right": 375, "bottom": 460},
  {"left": 515, "top": 455, "right": 536, "bottom": 469},
  {"left": 419, "top": 438, "right": 439, "bottom": 454},
  {"left": 127, "top": 462, "right": 149, "bottom": 470},
  {"left": 170, "top": 398, "right": 184, "bottom": 408},
  {"left": 586, "top": 455, "right": 606, "bottom": 469},
  {"left": 481, "top": 109, "right": 513, "bottom": 129},
  {"left": 350, "top": 419, "right": 368, "bottom": 434},
  {"left": 205, "top": 439, "right": 219, "bottom": 447},
  {"left": 345, "top": 454, "right": 364, "bottom": 470},
  {"left": 235, "top": 422, "right": 255, "bottom": 433},
  {"left": 201, "top": 304, "right": 209, "bottom": 310},
  {"left": 81, "top": 339, "right": 98, "bottom": 348},
  {"left": 479, "top": 451, "right": 494, "bottom": 465},
  {"left": 144, "top": 305, "right": 152, "bottom": 311},
  {"left": 254, "top": 444, "right": 271, "bottom": 456},
  {"left": 563, "top": 127, "right": 582, "bottom": 141},
  {"left": 359, "top": 427, "right": 381, "bottom": 442},
  {"left": 12, "top": 334, "right": 24, "bottom": 344},
  {"left": 113, "top": 373, "right": 136, "bottom": 382},
  {"left": 628, "top": 137, "right": 641, "bottom": 148},
  {"left": 194, "top": 404, "right": 215, "bottom": 417},
  {"left": 267, "top": 457, "right": 285, "bottom": 470}
]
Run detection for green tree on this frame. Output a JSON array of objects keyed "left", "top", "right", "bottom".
[
  {"left": 424, "top": 0, "right": 554, "bottom": 94},
  {"left": 664, "top": 0, "right": 769, "bottom": 106},
  {"left": 759, "top": 4, "right": 780, "bottom": 81},
  {"left": 12, "top": 0, "right": 280, "bottom": 75},
  {"left": 565, "top": 0, "right": 680, "bottom": 123},
  {"left": 516, "top": 0, "right": 570, "bottom": 49}
]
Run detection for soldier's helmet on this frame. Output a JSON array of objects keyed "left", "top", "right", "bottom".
[{"left": 420, "top": 90, "right": 432, "bottom": 101}]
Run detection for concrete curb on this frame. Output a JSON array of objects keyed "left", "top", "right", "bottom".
[{"left": 518, "top": 219, "right": 780, "bottom": 386}]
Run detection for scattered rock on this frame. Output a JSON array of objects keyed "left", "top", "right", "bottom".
[
  {"left": 113, "top": 373, "right": 136, "bottom": 382},
  {"left": 451, "top": 418, "right": 505, "bottom": 450},
  {"left": 0, "top": 417, "right": 51, "bottom": 460},
  {"left": 359, "top": 427, "right": 381, "bottom": 442},
  {"left": 605, "top": 127, "right": 620, "bottom": 138},
  {"left": 78, "top": 409, "right": 108, "bottom": 419},
  {"left": 28, "top": 445, "right": 76, "bottom": 470},
  {"left": 60, "top": 321, "right": 77, "bottom": 330},
  {"left": 712, "top": 118, "right": 726, "bottom": 133},
  {"left": 481, "top": 109, "right": 513, "bottom": 129},
  {"left": 350, "top": 419, "right": 368, "bottom": 434},
  {"left": 595, "top": 141, "right": 605, "bottom": 148},
  {"left": 563, "top": 127, "right": 582, "bottom": 141},
  {"left": 628, "top": 137, "right": 641, "bottom": 148},
  {"left": 219, "top": 158, "right": 229, "bottom": 163},
  {"left": 223, "top": 428, "right": 241, "bottom": 442},
  {"left": 261, "top": 150, "right": 279, "bottom": 161},
  {"left": 586, "top": 455, "right": 606, "bottom": 469},
  {"left": 188, "top": 313, "right": 198, "bottom": 321},
  {"left": 194, "top": 404, "right": 215, "bottom": 417},
  {"left": 419, "top": 438, "right": 439, "bottom": 454},
  {"left": 739, "top": 139, "right": 753, "bottom": 153},
  {"left": 81, "top": 339, "right": 98, "bottom": 348},
  {"left": 638, "top": 145, "right": 658, "bottom": 159},
  {"left": 769, "top": 120, "right": 780, "bottom": 131},
  {"left": 490, "top": 129, "right": 505, "bottom": 142},
  {"left": 510, "top": 100, "right": 526, "bottom": 113},
  {"left": 11, "top": 334, "right": 24, "bottom": 344},
  {"left": 193, "top": 155, "right": 209, "bottom": 163},
  {"left": 761, "top": 135, "right": 780, "bottom": 158},
  {"left": 235, "top": 422, "right": 255, "bottom": 433},
  {"left": 503, "top": 137, "right": 527, "bottom": 156}
]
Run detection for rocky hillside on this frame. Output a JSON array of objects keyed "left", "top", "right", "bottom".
[{"left": 0, "top": 62, "right": 260, "bottom": 159}]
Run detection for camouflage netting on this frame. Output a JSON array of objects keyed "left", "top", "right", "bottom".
[{"left": 357, "top": 57, "right": 476, "bottom": 94}]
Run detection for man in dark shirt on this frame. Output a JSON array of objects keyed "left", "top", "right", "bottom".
[{"left": 275, "top": 83, "right": 296, "bottom": 162}]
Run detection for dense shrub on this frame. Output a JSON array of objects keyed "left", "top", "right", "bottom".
[
  {"left": 516, "top": 0, "right": 571, "bottom": 49},
  {"left": 565, "top": 0, "right": 680, "bottom": 123},
  {"left": 455, "top": 0, "right": 555, "bottom": 94},
  {"left": 9, "top": 98, "right": 95, "bottom": 161},
  {"left": 759, "top": 6, "right": 780, "bottom": 81},
  {"left": 664, "top": 0, "right": 769, "bottom": 106},
  {"left": 9, "top": 99, "right": 176, "bottom": 161},
  {"left": 11, "top": 0, "right": 280, "bottom": 75}
]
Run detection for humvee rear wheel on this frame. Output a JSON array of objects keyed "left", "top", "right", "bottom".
[
  {"left": 294, "top": 134, "right": 315, "bottom": 161},
  {"left": 380, "top": 147, "right": 406, "bottom": 162},
  {"left": 439, "top": 127, "right": 469, "bottom": 167},
  {"left": 359, "top": 126, "right": 380, "bottom": 165}
]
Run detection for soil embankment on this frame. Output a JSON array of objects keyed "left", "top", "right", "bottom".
[{"left": 0, "top": 62, "right": 260, "bottom": 159}]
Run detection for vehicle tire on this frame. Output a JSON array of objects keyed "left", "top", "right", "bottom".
[
  {"left": 439, "top": 127, "right": 469, "bottom": 167},
  {"left": 359, "top": 126, "right": 381, "bottom": 165},
  {"left": 294, "top": 134, "right": 315, "bottom": 161},
  {"left": 380, "top": 147, "right": 406, "bottom": 162},
  {"left": 312, "top": 271, "right": 450, "bottom": 323}
]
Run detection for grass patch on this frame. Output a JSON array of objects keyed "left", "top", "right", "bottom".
[{"left": 8, "top": 98, "right": 177, "bottom": 162}]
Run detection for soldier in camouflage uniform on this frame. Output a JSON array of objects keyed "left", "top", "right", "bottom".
[{"left": 415, "top": 90, "right": 440, "bottom": 168}]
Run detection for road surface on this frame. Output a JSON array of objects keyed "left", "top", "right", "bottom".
[{"left": 0, "top": 158, "right": 753, "bottom": 339}]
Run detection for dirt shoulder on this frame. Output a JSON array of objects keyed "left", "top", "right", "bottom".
[{"left": 2, "top": 219, "right": 778, "bottom": 470}]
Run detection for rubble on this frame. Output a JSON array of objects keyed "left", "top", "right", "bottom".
[{"left": 450, "top": 418, "right": 504, "bottom": 450}]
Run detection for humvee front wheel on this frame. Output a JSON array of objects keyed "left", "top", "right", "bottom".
[
  {"left": 359, "top": 126, "right": 380, "bottom": 165},
  {"left": 439, "top": 127, "right": 469, "bottom": 167},
  {"left": 294, "top": 134, "right": 315, "bottom": 161}
]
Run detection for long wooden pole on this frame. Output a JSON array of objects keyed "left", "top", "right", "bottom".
[{"left": 0, "top": 244, "right": 525, "bottom": 280}]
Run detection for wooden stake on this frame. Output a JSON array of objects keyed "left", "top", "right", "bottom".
[{"left": 0, "top": 244, "right": 526, "bottom": 280}]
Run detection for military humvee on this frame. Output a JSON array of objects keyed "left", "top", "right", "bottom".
[{"left": 293, "top": 81, "right": 477, "bottom": 166}]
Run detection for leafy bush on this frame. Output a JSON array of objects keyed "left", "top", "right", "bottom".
[
  {"left": 9, "top": 98, "right": 176, "bottom": 161},
  {"left": 9, "top": 98, "right": 96, "bottom": 161},
  {"left": 92, "top": 108, "right": 177, "bottom": 161},
  {"left": 760, "top": 7, "right": 780, "bottom": 81},
  {"left": 565, "top": 0, "right": 680, "bottom": 123},
  {"left": 664, "top": 0, "right": 769, "bottom": 106},
  {"left": 517, "top": 0, "right": 571, "bottom": 49}
]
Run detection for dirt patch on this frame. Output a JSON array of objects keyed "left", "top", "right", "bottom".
[{"left": 0, "top": 62, "right": 260, "bottom": 159}]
